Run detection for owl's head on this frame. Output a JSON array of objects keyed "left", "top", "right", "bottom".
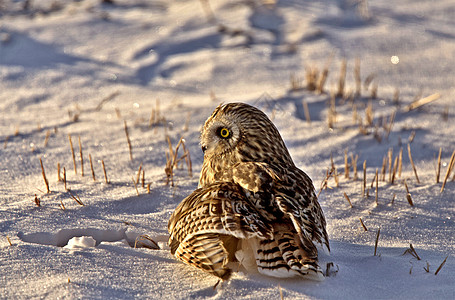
[{"left": 200, "top": 103, "right": 293, "bottom": 167}]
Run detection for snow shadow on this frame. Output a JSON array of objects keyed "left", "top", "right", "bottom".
[
  {"left": 134, "top": 29, "right": 222, "bottom": 85},
  {"left": 0, "top": 29, "right": 88, "bottom": 69},
  {"left": 17, "top": 228, "right": 160, "bottom": 249},
  {"left": 18, "top": 228, "right": 128, "bottom": 247}
]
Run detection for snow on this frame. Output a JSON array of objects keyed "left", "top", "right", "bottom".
[{"left": 1, "top": 0, "right": 454, "bottom": 299}]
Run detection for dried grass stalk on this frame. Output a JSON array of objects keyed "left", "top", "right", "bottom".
[
  {"left": 442, "top": 105, "right": 449, "bottom": 121},
  {"left": 330, "top": 153, "right": 339, "bottom": 187},
  {"left": 181, "top": 139, "right": 193, "bottom": 177},
  {"left": 434, "top": 255, "right": 449, "bottom": 275},
  {"left": 3, "top": 136, "right": 9, "bottom": 149},
  {"left": 115, "top": 108, "right": 122, "bottom": 119},
  {"left": 302, "top": 100, "right": 311, "bottom": 124},
  {"left": 334, "top": 167, "right": 339, "bottom": 187},
  {"left": 393, "top": 87, "right": 400, "bottom": 105},
  {"left": 95, "top": 91, "right": 121, "bottom": 111},
  {"left": 371, "top": 83, "right": 378, "bottom": 99},
  {"left": 388, "top": 148, "right": 393, "bottom": 183},
  {"left": 317, "top": 168, "right": 333, "bottom": 197},
  {"left": 352, "top": 104, "right": 358, "bottom": 124},
  {"left": 183, "top": 112, "right": 191, "bottom": 132},
  {"left": 375, "top": 168, "right": 379, "bottom": 205},
  {"left": 290, "top": 73, "right": 304, "bottom": 91},
  {"left": 68, "top": 190, "right": 84, "bottom": 206},
  {"left": 344, "top": 149, "right": 349, "bottom": 179},
  {"left": 436, "top": 147, "right": 442, "bottom": 183},
  {"left": 391, "top": 156, "right": 399, "bottom": 184},
  {"left": 40, "top": 158, "right": 50, "bottom": 193},
  {"left": 410, "top": 244, "right": 421, "bottom": 260},
  {"left": 362, "top": 160, "right": 367, "bottom": 197},
  {"left": 404, "top": 93, "right": 441, "bottom": 112},
  {"left": 316, "top": 67, "right": 328, "bottom": 94},
  {"left": 165, "top": 136, "right": 180, "bottom": 186},
  {"left": 336, "top": 59, "right": 347, "bottom": 98},
  {"left": 373, "top": 124, "right": 382, "bottom": 143},
  {"left": 78, "top": 136, "right": 84, "bottom": 177},
  {"left": 402, "top": 243, "right": 421, "bottom": 260},
  {"left": 354, "top": 57, "right": 361, "bottom": 97},
  {"left": 132, "top": 176, "right": 139, "bottom": 196},
  {"left": 343, "top": 192, "right": 353, "bottom": 208},
  {"left": 63, "top": 167, "right": 67, "bottom": 190},
  {"left": 351, "top": 154, "right": 358, "bottom": 180},
  {"left": 363, "top": 73, "right": 376, "bottom": 91},
  {"left": 407, "top": 143, "right": 420, "bottom": 183},
  {"left": 44, "top": 130, "right": 51, "bottom": 147},
  {"left": 57, "top": 163, "right": 61, "bottom": 182},
  {"left": 164, "top": 136, "right": 194, "bottom": 185},
  {"left": 68, "top": 134, "right": 77, "bottom": 175},
  {"left": 136, "top": 163, "right": 143, "bottom": 185},
  {"left": 317, "top": 53, "right": 333, "bottom": 94},
  {"left": 34, "top": 194, "right": 41, "bottom": 207},
  {"left": 165, "top": 150, "right": 173, "bottom": 186},
  {"left": 398, "top": 147, "right": 403, "bottom": 178},
  {"left": 391, "top": 193, "right": 396, "bottom": 205},
  {"left": 404, "top": 180, "right": 414, "bottom": 206},
  {"left": 328, "top": 90, "right": 336, "bottom": 129},
  {"left": 374, "top": 228, "right": 380, "bottom": 256},
  {"left": 149, "top": 108, "right": 155, "bottom": 127},
  {"left": 440, "top": 149, "right": 455, "bottom": 193},
  {"left": 101, "top": 160, "right": 109, "bottom": 184},
  {"left": 386, "top": 110, "right": 396, "bottom": 139},
  {"left": 380, "top": 156, "right": 387, "bottom": 182},
  {"left": 365, "top": 101, "right": 373, "bottom": 126},
  {"left": 370, "top": 168, "right": 377, "bottom": 189},
  {"left": 89, "top": 154, "right": 96, "bottom": 181},
  {"left": 424, "top": 262, "right": 430, "bottom": 273},
  {"left": 124, "top": 120, "right": 133, "bottom": 161},
  {"left": 408, "top": 131, "right": 416, "bottom": 143},
  {"left": 305, "top": 67, "right": 318, "bottom": 91},
  {"left": 359, "top": 217, "right": 368, "bottom": 231}
]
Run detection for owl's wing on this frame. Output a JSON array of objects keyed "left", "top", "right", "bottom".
[
  {"left": 219, "top": 162, "right": 329, "bottom": 253},
  {"left": 274, "top": 170, "right": 330, "bottom": 253},
  {"left": 168, "top": 182, "right": 273, "bottom": 280}
]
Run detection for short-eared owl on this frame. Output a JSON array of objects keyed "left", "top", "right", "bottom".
[{"left": 168, "top": 103, "right": 329, "bottom": 280}]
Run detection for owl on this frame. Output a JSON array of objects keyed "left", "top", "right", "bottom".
[{"left": 168, "top": 102, "right": 329, "bottom": 281}]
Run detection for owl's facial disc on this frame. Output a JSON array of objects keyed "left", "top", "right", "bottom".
[{"left": 201, "top": 119, "right": 240, "bottom": 157}]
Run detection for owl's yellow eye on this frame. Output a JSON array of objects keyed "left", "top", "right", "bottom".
[{"left": 219, "top": 127, "right": 230, "bottom": 139}]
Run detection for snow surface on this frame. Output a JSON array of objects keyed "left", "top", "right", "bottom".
[{"left": 1, "top": 0, "right": 454, "bottom": 299}]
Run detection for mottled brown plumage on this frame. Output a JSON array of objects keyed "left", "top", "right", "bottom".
[{"left": 168, "top": 103, "right": 329, "bottom": 280}]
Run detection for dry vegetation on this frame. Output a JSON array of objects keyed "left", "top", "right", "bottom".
[
  {"left": 3, "top": 51, "right": 450, "bottom": 276},
  {"left": 289, "top": 55, "right": 452, "bottom": 272},
  {"left": 1, "top": 4, "right": 451, "bottom": 279}
]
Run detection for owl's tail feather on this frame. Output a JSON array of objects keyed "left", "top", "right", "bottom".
[
  {"left": 240, "top": 225, "right": 324, "bottom": 280},
  {"left": 174, "top": 233, "right": 238, "bottom": 280}
]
